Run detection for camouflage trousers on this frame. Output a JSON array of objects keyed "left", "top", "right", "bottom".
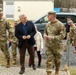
[
  {"left": 46, "top": 47, "right": 62, "bottom": 73},
  {"left": 11, "top": 42, "right": 17, "bottom": 60},
  {"left": 0, "top": 41, "right": 10, "bottom": 60}
]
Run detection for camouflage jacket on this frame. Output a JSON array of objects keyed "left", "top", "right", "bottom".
[
  {"left": 44, "top": 20, "right": 66, "bottom": 48},
  {"left": 69, "top": 26, "right": 76, "bottom": 40},
  {"left": 69, "top": 26, "right": 76, "bottom": 47},
  {"left": 9, "top": 27, "right": 18, "bottom": 43},
  {"left": 0, "top": 18, "right": 12, "bottom": 41}
]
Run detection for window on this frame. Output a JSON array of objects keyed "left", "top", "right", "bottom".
[
  {"left": 41, "top": 15, "right": 48, "bottom": 23},
  {"left": 57, "top": 14, "right": 76, "bottom": 23},
  {"left": 71, "top": 15, "right": 76, "bottom": 23},
  {"left": 5, "top": 1, "right": 14, "bottom": 19},
  {"left": 6, "top": 15, "right": 14, "bottom": 18},
  {"left": 6, "top": 1, "right": 14, "bottom": 5},
  {"left": 57, "top": 15, "right": 67, "bottom": 23}
]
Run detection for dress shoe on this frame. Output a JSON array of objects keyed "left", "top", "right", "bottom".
[
  {"left": 29, "top": 64, "right": 31, "bottom": 67},
  {"left": 19, "top": 69, "right": 25, "bottom": 74},
  {"left": 32, "top": 65, "right": 36, "bottom": 70}
]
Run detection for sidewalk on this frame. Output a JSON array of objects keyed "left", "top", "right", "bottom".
[
  {"left": 0, "top": 66, "right": 70, "bottom": 75},
  {"left": 0, "top": 51, "right": 71, "bottom": 75}
]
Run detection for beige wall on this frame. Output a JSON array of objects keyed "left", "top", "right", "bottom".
[
  {"left": 14, "top": 1, "right": 54, "bottom": 20},
  {"left": 3, "top": 1, "right": 54, "bottom": 21}
]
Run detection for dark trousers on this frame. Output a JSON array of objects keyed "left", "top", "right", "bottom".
[
  {"left": 19, "top": 42, "right": 35, "bottom": 69},
  {"left": 37, "top": 51, "right": 41, "bottom": 66},
  {"left": 29, "top": 47, "right": 42, "bottom": 66}
]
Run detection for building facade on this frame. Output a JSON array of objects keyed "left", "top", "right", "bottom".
[{"left": 3, "top": 0, "right": 54, "bottom": 20}]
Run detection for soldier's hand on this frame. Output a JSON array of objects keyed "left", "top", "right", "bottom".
[
  {"left": 43, "top": 35, "right": 48, "bottom": 39},
  {"left": 22, "top": 36, "right": 27, "bottom": 39},
  {"left": 47, "top": 36, "right": 53, "bottom": 40}
]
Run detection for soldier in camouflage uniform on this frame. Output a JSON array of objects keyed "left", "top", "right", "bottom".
[
  {"left": 69, "top": 20, "right": 76, "bottom": 53},
  {"left": 0, "top": 8, "right": 12, "bottom": 68},
  {"left": 44, "top": 11, "right": 65, "bottom": 75},
  {"left": 9, "top": 21, "right": 18, "bottom": 65}
]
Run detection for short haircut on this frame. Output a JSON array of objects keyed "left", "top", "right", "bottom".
[{"left": 48, "top": 11, "right": 56, "bottom": 17}]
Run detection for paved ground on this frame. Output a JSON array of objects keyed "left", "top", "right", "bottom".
[
  {"left": 0, "top": 40, "right": 76, "bottom": 75},
  {"left": 0, "top": 66, "right": 70, "bottom": 75},
  {"left": 0, "top": 54, "right": 70, "bottom": 75},
  {"left": 61, "top": 40, "right": 76, "bottom": 68}
]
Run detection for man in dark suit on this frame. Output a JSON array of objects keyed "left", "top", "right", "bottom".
[{"left": 15, "top": 14, "right": 36, "bottom": 74}]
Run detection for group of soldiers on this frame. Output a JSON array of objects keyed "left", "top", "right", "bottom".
[
  {"left": 0, "top": 8, "right": 18, "bottom": 68},
  {"left": 0, "top": 7, "right": 76, "bottom": 75}
]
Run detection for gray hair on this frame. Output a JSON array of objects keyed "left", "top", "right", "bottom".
[{"left": 19, "top": 14, "right": 26, "bottom": 19}]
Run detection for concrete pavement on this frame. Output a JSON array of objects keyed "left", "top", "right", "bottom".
[
  {"left": 0, "top": 66, "right": 70, "bottom": 75},
  {"left": 0, "top": 54, "right": 70, "bottom": 75},
  {"left": 0, "top": 40, "right": 73, "bottom": 75}
]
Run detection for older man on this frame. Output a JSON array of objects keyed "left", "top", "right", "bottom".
[
  {"left": 15, "top": 14, "right": 36, "bottom": 74},
  {"left": 44, "top": 11, "right": 65, "bottom": 75}
]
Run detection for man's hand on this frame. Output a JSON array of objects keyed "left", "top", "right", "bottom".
[
  {"left": 9, "top": 39, "right": 13, "bottom": 42},
  {"left": 27, "top": 35, "right": 31, "bottom": 39},
  {"left": 22, "top": 36, "right": 27, "bottom": 39}
]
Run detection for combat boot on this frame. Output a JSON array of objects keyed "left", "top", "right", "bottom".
[
  {"left": 47, "top": 72, "right": 51, "bottom": 75},
  {"left": 32, "top": 64, "right": 36, "bottom": 70},
  {"left": 73, "top": 50, "right": 76, "bottom": 53},
  {"left": 54, "top": 70, "right": 59, "bottom": 75},
  {"left": 63, "top": 65, "right": 69, "bottom": 71},
  {"left": 12, "top": 59, "right": 16, "bottom": 65},
  {"left": 6, "top": 59, "right": 10, "bottom": 68}
]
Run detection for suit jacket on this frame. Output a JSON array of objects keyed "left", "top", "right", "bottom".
[{"left": 15, "top": 21, "right": 36, "bottom": 48}]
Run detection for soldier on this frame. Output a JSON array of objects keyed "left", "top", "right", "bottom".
[
  {"left": 69, "top": 20, "right": 76, "bottom": 53},
  {"left": 9, "top": 20, "right": 18, "bottom": 65},
  {"left": 43, "top": 11, "right": 65, "bottom": 75},
  {"left": 65, "top": 16, "right": 71, "bottom": 39},
  {"left": 0, "top": 8, "right": 12, "bottom": 68},
  {"left": 64, "top": 16, "right": 72, "bottom": 51}
]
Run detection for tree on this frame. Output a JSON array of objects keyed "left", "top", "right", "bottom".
[
  {"left": 54, "top": 0, "right": 76, "bottom": 8},
  {"left": 61, "top": 0, "right": 76, "bottom": 11},
  {"left": 54, "top": 0, "right": 61, "bottom": 7},
  {"left": 54, "top": 0, "right": 76, "bottom": 12}
]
